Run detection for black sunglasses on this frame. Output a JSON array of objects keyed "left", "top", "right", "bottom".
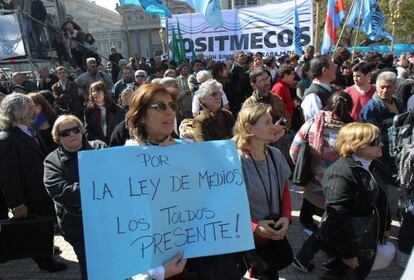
[
  {"left": 369, "top": 137, "right": 382, "bottom": 146},
  {"left": 58, "top": 126, "right": 81, "bottom": 137},
  {"left": 149, "top": 102, "right": 178, "bottom": 112}
]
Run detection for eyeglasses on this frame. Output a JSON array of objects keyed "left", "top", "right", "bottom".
[
  {"left": 210, "top": 92, "right": 221, "bottom": 97},
  {"left": 369, "top": 137, "right": 382, "bottom": 146},
  {"left": 149, "top": 102, "right": 178, "bottom": 112},
  {"left": 58, "top": 126, "right": 81, "bottom": 137},
  {"left": 136, "top": 75, "right": 146, "bottom": 78}
]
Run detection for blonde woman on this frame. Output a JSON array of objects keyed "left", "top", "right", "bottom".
[
  {"left": 233, "top": 103, "right": 292, "bottom": 279},
  {"left": 319, "top": 122, "right": 390, "bottom": 279}
]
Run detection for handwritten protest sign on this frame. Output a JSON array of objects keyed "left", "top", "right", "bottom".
[{"left": 78, "top": 140, "right": 255, "bottom": 280}]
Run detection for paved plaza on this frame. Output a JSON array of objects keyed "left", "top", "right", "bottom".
[{"left": 0, "top": 185, "right": 405, "bottom": 280}]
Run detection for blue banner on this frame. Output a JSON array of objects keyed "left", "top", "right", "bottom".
[
  {"left": 331, "top": 44, "right": 414, "bottom": 57},
  {"left": 78, "top": 140, "right": 254, "bottom": 280}
]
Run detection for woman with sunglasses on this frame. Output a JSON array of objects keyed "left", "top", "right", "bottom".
[
  {"left": 319, "top": 122, "right": 390, "bottom": 280},
  {"left": 192, "top": 79, "right": 235, "bottom": 142},
  {"left": 84, "top": 81, "right": 125, "bottom": 145},
  {"left": 44, "top": 115, "right": 107, "bottom": 280},
  {"left": 233, "top": 103, "right": 293, "bottom": 280},
  {"left": 125, "top": 83, "right": 244, "bottom": 279}
]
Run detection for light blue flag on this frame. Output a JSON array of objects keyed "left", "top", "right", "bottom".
[
  {"left": 178, "top": 0, "right": 223, "bottom": 29},
  {"left": 293, "top": 0, "right": 303, "bottom": 55},
  {"left": 346, "top": 0, "right": 392, "bottom": 41},
  {"left": 119, "top": 0, "right": 172, "bottom": 18}
]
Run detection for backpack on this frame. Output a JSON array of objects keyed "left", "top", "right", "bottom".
[
  {"left": 388, "top": 110, "right": 414, "bottom": 158},
  {"left": 388, "top": 110, "right": 414, "bottom": 209}
]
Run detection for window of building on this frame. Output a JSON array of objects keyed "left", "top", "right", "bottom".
[
  {"left": 235, "top": 0, "right": 245, "bottom": 8},
  {"left": 117, "top": 41, "right": 122, "bottom": 50},
  {"left": 234, "top": 0, "right": 257, "bottom": 8},
  {"left": 139, "top": 14, "right": 145, "bottom": 21},
  {"left": 246, "top": 0, "right": 257, "bottom": 6}
]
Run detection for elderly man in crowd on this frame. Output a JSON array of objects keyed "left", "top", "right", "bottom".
[
  {"left": 9, "top": 72, "right": 38, "bottom": 94},
  {"left": 76, "top": 57, "right": 113, "bottom": 102},
  {"left": 361, "top": 71, "right": 403, "bottom": 182},
  {"left": 134, "top": 70, "right": 147, "bottom": 89},
  {"left": 0, "top": 93, "right": 67, "bottom": 272}
]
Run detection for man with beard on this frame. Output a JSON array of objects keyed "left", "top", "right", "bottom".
[
  {"left": 243, "top": 68, "right": 288, "bottom": 123},
  {"left": 76, "top": 57, "right": 113, "bottom": 102},
  {"left": 113, "top": 67, "right": 134, "bottom": 101},
  {"left": 0, "top": 93, "right": 67, "bottom": 272}
]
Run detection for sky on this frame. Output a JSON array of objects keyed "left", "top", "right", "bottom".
[{"left": 95, "top": 0, "right": 119, "bottom": 12}]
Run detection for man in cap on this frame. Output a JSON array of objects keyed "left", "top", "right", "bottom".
[
  {"left": 76, "top": 57, "right": 113, "bottom": 101},
  {"left": 134, "top": 70, "right": 147, "bottom": 89}
]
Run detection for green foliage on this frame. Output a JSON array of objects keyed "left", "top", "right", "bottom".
[{"left": 379, "top": 0, "right": 414, "bottom": 42}]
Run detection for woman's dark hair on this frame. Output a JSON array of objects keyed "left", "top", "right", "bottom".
[
  {"left": 212, "top": 61, "right": 227, "bottom": 80},
  {"left": 300, "top": 62, "right": 311, "bottom": 79},
  {"left": 324, "top": 91, "right": 353, "bottom": 123},
  {"left": 28, "top": 92, "right": 57, "bottom": 119},
  {"left": 87, "top": 81, "right": 114, "bottom": 110},
  {"left": 278, "top": 65, "right": 295, "bottom": 78},
  {"left": 395, "top": 79, "right": 414, "bottom": 106},
  {"left": 264, "top": 56, "right": 276, "bottom": 68},
  {"left": 332, "top": 47, "right": 351, "bottom": 65},
  {"left": 127, "top": 83, "right": 177, "bottom": 142},
  {"left": 85, "top": 33, "right": 95, "bottom": 43}
]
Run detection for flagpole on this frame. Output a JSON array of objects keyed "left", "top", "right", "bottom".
[
  {"left": 352, "top": 0, "right": 364, "bottom": 61},
  {"left": 334, "top": 0, "right": 356, "bottom": 52},
  {"left": 314, "top": 0, "right": 322, "bottom": 52}
]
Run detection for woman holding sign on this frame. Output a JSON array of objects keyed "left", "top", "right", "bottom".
[
  {"left": 233, "top": 103, "right": 293, "bottom": 280},
  {"left": 125, "top": 83, "right": 245, "bottom": 279}
]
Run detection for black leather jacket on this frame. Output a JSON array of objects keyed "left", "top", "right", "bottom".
[
  {"left": 320, "top": 156, "right": 390, "bottom": 259},
  {"left": 43, "top": 138, "right": 106, "bottom": 238}
]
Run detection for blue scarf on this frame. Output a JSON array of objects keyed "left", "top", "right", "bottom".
[{"left": 32, "top": 114, "right": 48, "bottom": 131}]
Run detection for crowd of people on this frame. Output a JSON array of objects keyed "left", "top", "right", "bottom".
[{"left": 1, "top": 46, "right": 414, "bottom": 280}]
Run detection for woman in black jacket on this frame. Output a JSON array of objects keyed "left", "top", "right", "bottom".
[
  {"left": 44, "top": 115, "right": 106, "bottom": 280},
  {"left": 84, "top": 81, "right": 125, "bottom": 144},
  {"left": 319, "top": 122, "right": 390, "bottom": 280}
]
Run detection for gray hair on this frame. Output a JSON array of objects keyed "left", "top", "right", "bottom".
[
  {"left": 0, "top": 93, "right": 34, "bottom": 130},
  {"left": 376, "top": 71, "right": 397, "bottom": 86},
  {"left": 196, "top": 70, "right": 212, "bottom": 83},
  {"left": 195, "top": 79, "right": 223, "bottom": 103},
  {"left": 159, "top": 77, "right": 178, "bottom": 89}
]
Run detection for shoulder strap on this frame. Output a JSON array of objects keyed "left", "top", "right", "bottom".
[{"left": 267, "top": 148, "right": 282, "bottom": 213}]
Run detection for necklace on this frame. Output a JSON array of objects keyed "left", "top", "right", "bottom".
[{"left": 249, "top": 151, "right": 273, "bottom": 209}]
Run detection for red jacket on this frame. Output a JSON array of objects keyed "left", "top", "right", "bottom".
[{"left": 272, "top": 80, "right": 295, "bottom": 118}]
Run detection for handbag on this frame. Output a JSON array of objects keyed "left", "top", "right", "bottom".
[
  {"left": 0, "top": 216, "right": 54, "bottom": 262},
  {"left": 292, "top": 121, "right": 313, "bottom": 186},
  {"left": 371, "top": 241, "right": 396, "bottom": 270}
]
